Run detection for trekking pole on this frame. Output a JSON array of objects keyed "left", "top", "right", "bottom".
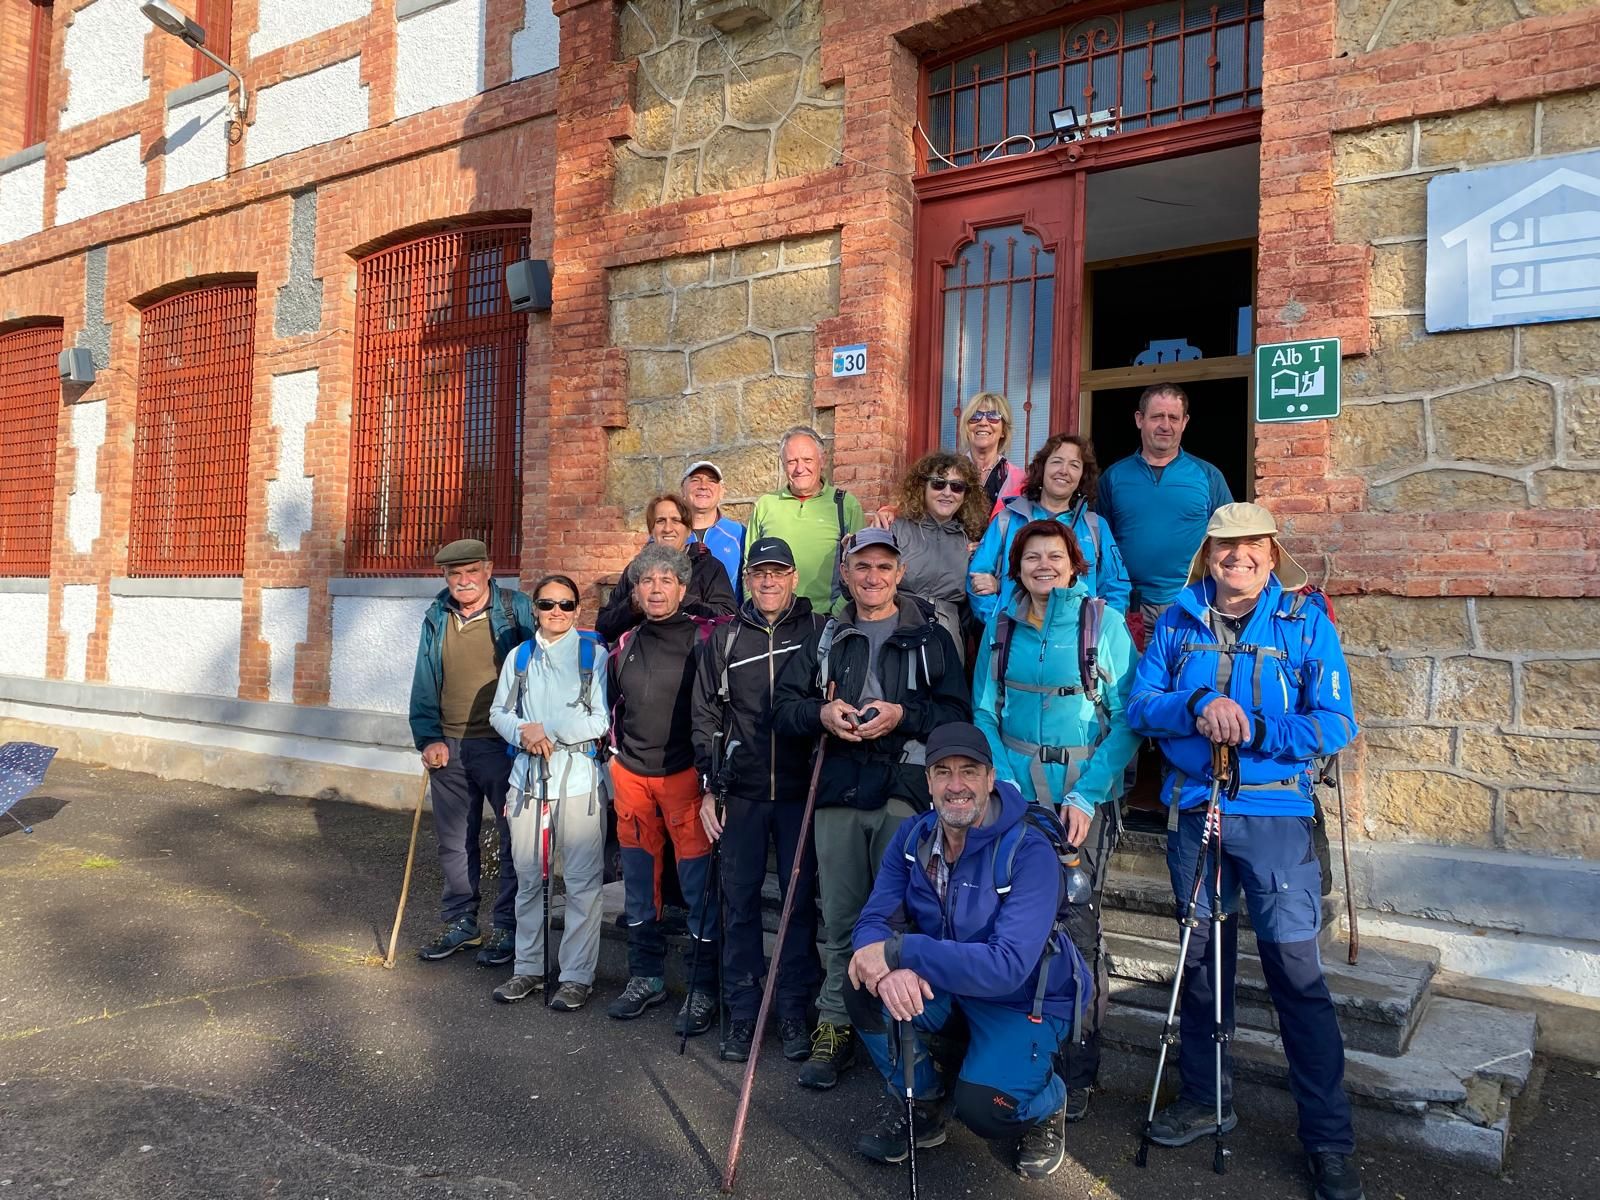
[
  {"left": 900, "top": 1019, "right": 921, "bottom": 1200},
  {"left": 1209, "top": 745, "right": 1234, "bottom": 1176},
  {"left": 537, "top": 756, "right": 555, "bottom": 1006},
  {"left": 1134, "top": 745, "right": 1226, "bottom": 1167},
  {"left": 720, "top": 683, "right": 834, "bottom": 1194},
  {"left": 1324, "top": 754, "right": 1360, "bottom": 965},
  {"left": 383, "top": 771, "right": 430, "bottom": 969},
  {"left": 681, "top": 829, "right": 722, "bottom": 1055}
]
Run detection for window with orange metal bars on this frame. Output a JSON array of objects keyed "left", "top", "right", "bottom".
[
  {"left": 347, "top": 226, "right": 529, "bottom": 575},
  {"left": 0, "top": 323, "right": 63, "bottom": 577},
  {"left": 130, "top": 283, "right": 256, "bottom": 577}
]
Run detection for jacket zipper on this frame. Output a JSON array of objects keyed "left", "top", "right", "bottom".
[{"left": 767, "top": 623, "right": 777, "bottom": 804}]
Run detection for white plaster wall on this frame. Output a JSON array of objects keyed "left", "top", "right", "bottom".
[
  {"left": 1360, "top": 913, "right": 1600, "bottom": 999},
  {"left": 246, "top": 58, "right": 369, "bottom": 169},
  {"left": 59, "top": 0, "right": 151, "bottom": 130},
  {"left": 68, "top": 401, "right": 105, "bottom": 554},
  {"left": 61, "top": 585, "right": 97, "bottom": 683},
  {"left": 511, "top": 0, "right": 560, "bottom": 80},
  {"left": 0, "top": 158, "right": 46, "bottom": 245},
  {"left": 162, "top": 91, "right": 230, "bottom": 194},
  {"left": 266, "top": 370, "right": 316, "bottom": 550},
  {"left": 260, "top": 587, "right": 310, "bottom": 703},
  {"left": 250, "top": 0, "right": 371, "bottom": 56},
  {"left": 330, "top": 595, "right": 433, "bottom": 713},
  {"left": 0, "top": 594, "right": 49, "bottom": 678},
  {"left": 107, "top": 596, "right": 242, "bottom": 697},
  {"left": 394, "top": 0, "right": 486, "bottom": 118},
  {"left": 56, "top": 137, "right": 145, "bottom": 227}
]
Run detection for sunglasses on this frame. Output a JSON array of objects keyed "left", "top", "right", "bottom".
[
  {"left": 535, "top": 598, "right": 578, "bottom": 612},
  {"left": 928, "top": 478, "right": 969, "bottom": 494},
  {"left": 966, "top": 409, "right": 1003, "bottom": 424}
]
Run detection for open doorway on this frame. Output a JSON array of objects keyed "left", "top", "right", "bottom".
[{"left": 1079, "top": 144, "right": 1259, "bottom": 499}]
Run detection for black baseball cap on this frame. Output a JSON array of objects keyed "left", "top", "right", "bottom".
[
  {"left": 745, "top": 537, "right": 796, "bottom": 569},
  {"left": 924, "top": 722, "right": 992, "bottom": 769}
]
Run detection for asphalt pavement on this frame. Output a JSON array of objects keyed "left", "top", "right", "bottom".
[{"left": 2, "top": 760, "right": 1596, "bottom": 1199}]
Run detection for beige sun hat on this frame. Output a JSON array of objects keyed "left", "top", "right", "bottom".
[{"left": 1184, "top": 502, "right": 1310, "bottom": 591}]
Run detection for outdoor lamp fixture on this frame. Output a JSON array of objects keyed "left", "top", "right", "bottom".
[
  {"left": 140, "top": 0, "right": 250, "bottom": 142},
  {"left": 1049, "top": 105, "right": 1081, "bottom": 144}
]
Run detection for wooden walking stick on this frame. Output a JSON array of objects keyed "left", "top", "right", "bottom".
[
  {"left": 1328, "top": 754, "right": 1360, "bottom": 964},
  {"left": 384, "top": 771, "right": 430, "bottom": 969},
  {"left": 720, "top": 684, "right": 834, "bottom": 1194}
]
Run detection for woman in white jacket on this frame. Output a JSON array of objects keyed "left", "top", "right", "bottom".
[{"left": 488, "top": 574, "right": 611, "bottom": 1010}]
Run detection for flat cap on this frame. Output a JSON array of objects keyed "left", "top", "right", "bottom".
[{"left": 433, "top": 538, "right": 489, "bottom": 566}]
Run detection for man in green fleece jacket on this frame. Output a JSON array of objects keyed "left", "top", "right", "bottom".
[{"left": 744, "top": 425, "right": 866, "bottom": 614}]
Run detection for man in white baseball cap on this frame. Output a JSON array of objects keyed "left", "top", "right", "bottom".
[{"left": 682, "top": 460, "right": 744, "bottom": 595}]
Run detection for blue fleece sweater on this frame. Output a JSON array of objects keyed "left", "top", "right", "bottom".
[
  {"left": 852, "top": 782, "right": 1082, "bottom": 1020},
  {"left": 1097, "top": 450, "right": 1232, "bottom": 606}
]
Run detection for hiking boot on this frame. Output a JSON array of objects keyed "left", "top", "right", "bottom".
[
  {"left": 1307, "top": 1151, "right": 1365, "bottom": 1200},
  {"left": 1015, "top": 1110, "right": 1066, "bottom": 1179},
  {"left": 1146, "top": 1098, "right": 1238, "bottom": 1147},
  {"left": 797, "top": 1022, "right": 855, "bottom": 1090},
  {"left": 674, "top": 990, "right": 718, "bottom": 1038},
  {"left": 779, "top": 1017, "right": 812, "bottom": 1062},
  {"left": 492, "top": 974, "right": 542, "bottom": 1004},
  {"left": 475, "top": 927, "right": 516, "bottom": 967},
  {"left": 417, "top": 917, "right": 482, "bottom": 961},
  {"left": 1064, "top": 1086, "right": 1091, "bottom": 1123},
  {"left": 606, "top": 975, "right": 667, "bottom": 1020},
  {"left": 855, "top": 1099, "right": 947, "bottom": 1164},
  {"left": 720, "top": 1019, "right": 756, "bottom": 1062},
  {"left": 548, "top": 982, "right": 592, "bottom": 1012}
]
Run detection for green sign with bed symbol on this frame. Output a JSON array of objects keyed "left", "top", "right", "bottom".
[{"left": 1254, "top": 337, "right": 1340, "bottom": 423}]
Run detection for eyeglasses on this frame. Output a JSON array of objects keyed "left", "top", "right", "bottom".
[
  {"left": 966, "top": 410, "right": 1003, "bottom": 424},
  {"left": 535, "top": 598, "right": 578, "bottom": 612},
  {"left": 928, "top": 478, "right": 968, "bottom": 494}
]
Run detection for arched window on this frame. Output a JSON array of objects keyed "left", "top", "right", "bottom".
[
  {"left": 922, "top": 0, "right": 1264, "bottom": 171},
  {"left": 346, "top": 225, "right": 529, "bottom": 575},
  {"left": 0, "top": 322, "right": 63, "bottom": 576},
  {"left": 130, "top": 283, "right": 256, "bottom": 576}
]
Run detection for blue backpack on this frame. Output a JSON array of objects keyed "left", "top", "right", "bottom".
[{"left": 506, "top": 630, "right": 609, "bottom": 759}]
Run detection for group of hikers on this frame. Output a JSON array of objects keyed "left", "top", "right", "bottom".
[{"left": 405, "top": 383, "right": 1364, "bottom": 1200}]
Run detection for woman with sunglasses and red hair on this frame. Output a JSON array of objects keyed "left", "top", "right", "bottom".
[
  {"left": 488, "top": 574, "right": 611, "bottom": 1012},
  {"left": 886, "top": 451, "right": 990, "bottom": 661}
]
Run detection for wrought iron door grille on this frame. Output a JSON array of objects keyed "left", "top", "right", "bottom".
[
  {"left": 0, "top": 323, "right": 63, "bottom": 577},
  {"left": 130, "top": 284, "right": 256, "bottom": 577},
  {"left": 347, "top": 226, "right": 528, "bottom": 575},
  {"left": 923, "top": 0, "right": 1265, "bottom": 171}
]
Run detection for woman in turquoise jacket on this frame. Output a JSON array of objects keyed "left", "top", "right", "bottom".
[
  {"left": 967, "top": 433, "right": 1130, "bottom": 625},
  {"left": 971, "top": 517, "right": 1139, "bottom": 1122}
]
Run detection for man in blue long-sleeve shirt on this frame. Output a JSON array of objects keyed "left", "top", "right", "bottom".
[{"left": 1097, "top": 384, "right": 1232, "bottom": 642}]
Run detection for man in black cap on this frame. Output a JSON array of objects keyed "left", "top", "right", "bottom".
[
  {"left": 844, "top": 721, "right": 1083, "bottom": 1180},
  {"left": 408, "top": 539, "right": 536, "bottom": 962},
  {"left": 772, "top": 526, "right": 971, "bottom": 1089},
  {"left": 691, "top": 536, "right": 826, "bottom": 1062}
]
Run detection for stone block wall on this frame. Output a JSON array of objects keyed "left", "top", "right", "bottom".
[
  {"left": 1343, "top": 596, "right": 1600, "bottom": 859},
  {"left": 612, "top": 0, "right": 841, "bottom": 210},
  {"left": 606, "top": 232, "right": 841, "bottom": 521}
]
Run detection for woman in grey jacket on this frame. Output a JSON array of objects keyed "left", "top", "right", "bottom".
[
  {"left": 887, "top": 452, "right": 989, "bottom": 662},
  {"left": 488, "top": 574, "right": 611, "bottom": 1010}
]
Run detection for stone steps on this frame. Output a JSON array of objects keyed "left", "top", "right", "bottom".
[
  {"left": 1100, "top": 868, "right": 1343, "bottom": 953},
  {"left": 1104, "top": 931, "right": 1435, "bottom": 1056}
]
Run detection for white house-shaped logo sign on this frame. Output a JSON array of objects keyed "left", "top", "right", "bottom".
[{"left": 1428, "top": 155, "right": 1600, "bottom": 333}]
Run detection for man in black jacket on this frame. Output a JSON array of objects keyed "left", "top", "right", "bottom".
[
  {"left": 691, "top": 537, "right": 826, "bottom": 1063},
  {"left": 605, "top": 543, "right": 724, "bottom": 1038},
  {"left": 597, "top": 493, "right": 735, "bottom": 643},
  {"left": 772, "top": 527, "right": 972, "bottom": 1090}
]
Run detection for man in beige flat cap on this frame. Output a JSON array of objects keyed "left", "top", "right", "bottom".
[{"left": 408, "top": 539, "right": 536, "bottom": 963}]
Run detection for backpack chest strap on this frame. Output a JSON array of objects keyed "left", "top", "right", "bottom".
[{"left": 1180, "top": 640, "right": 1286, "bottom": 709}]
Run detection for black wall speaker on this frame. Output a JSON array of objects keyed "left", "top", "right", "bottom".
[{"left": 505, "top": 258, "right": 553, "bottom": 313}]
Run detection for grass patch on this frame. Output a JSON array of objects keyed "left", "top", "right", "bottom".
[{"left": 80, "top": 854, "right": 119, "bottom": 869}]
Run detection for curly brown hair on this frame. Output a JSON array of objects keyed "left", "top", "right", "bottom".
[
  {"left": 898, "top": 452, "right": 989, "bottom": 541},
  {"left": 1021, "top": 433, "right": 1099, "bottom": 507}
]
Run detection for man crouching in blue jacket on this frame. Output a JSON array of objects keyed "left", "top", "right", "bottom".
[
  {"left": 845, "top": 722, "right": 1085, "bottom": 1181},
  {"left": 1127, "top": 503, "right": 1362, "bottom": 1200}
]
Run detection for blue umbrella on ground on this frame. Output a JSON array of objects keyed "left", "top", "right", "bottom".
[{"left": 0, "top": 741, "right": 58, "bottom": 835}]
